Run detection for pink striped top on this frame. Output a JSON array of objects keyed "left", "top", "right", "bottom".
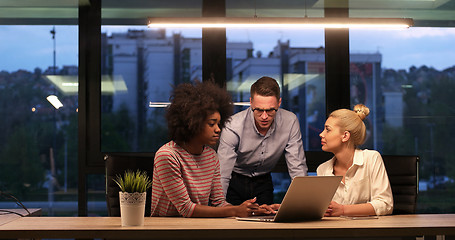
[{"left": 150, "top": 141, "right": 229, "bottom": 217}]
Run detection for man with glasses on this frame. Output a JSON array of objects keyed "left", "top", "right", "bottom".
[{"left": 218, "top": 76, "right": 307, "bottom": 205}]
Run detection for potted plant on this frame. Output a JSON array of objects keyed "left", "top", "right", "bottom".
[{"left": 114, "top": 169, "right": 152, "bottom": 226}]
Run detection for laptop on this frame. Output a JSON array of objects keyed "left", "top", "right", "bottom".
[{"left": 236, "top": 176, "right": 342, "bottom": 222}]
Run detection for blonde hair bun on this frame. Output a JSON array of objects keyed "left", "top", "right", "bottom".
[{"left": 353, "top": 104, "right": 370, "bottom": 121}]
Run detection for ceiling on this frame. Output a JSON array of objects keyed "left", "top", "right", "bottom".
[{"left": 0, "top": 0, "right": 454, "bottom": 27}]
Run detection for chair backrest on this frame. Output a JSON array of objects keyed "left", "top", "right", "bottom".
[
  {"left": 382, "top": 155, "right": 419, "bottom": 214},
  {"left": 272, "top": 151, "right": 333, "bottom": 173},
  {"left": 104, "top": 153, "right": 155, "bottom": 217},
  {"left": 305, "top": 151, "right": 334, "bottom": 173}
]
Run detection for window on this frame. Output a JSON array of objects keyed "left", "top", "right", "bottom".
[
  {"left": 0, "top": 25, "right": 79, "bottom": 216},
  {"left": 350, "top": 28, "right": 455, "bottom": 213},
  {"left": 100, "top": 27, "right": 203, "bottom": 153},
  {"left": 226, "top": 28, "right": 326, "bottom": 197},
  {"left": 226, "top": 28, "right": 326, "bottom": 150},
  {"left": 100, "top": 0, "right": 203, "bottom": 153}
]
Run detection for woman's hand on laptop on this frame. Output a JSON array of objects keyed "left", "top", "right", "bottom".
[
  {"left": 236, "top": 198, "right": 280, "bottom": 216},
  {"left": 236, "top": 197, "right": 260, "bottom": 217},
  {"left": 258, "top": 203, "right": 280, "bottom": 215}
]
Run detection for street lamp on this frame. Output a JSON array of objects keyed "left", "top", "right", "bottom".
[
  {"left": 50, "top": 26, "right": 56, "bottom": 75},
  {"left": 48, "top": 26, "right": 58, "bottom": 216}
]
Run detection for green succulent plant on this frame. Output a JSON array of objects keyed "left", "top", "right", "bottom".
[{"left": 113, "top": 169, "right": 152, "bottom": 193}]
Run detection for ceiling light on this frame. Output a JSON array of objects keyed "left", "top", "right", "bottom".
[
  {"left": 47, "top": 95, "right": 63, "bottom": 109},
  {"left": 149, "top": 102, "right": 170, "bottom": 108},
  {"left": 147, "top": 17, "right": 413, "bottom": 29}
]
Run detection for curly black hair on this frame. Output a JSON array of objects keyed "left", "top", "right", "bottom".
[{"left": 166, "top": 81, "right": 234, "bottom": 143}]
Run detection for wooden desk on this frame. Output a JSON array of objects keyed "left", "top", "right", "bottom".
[
  {"left": 0, "top": 209, "right": 41, "bottom": 226},
  {"left": 0, "top": 214, "right": 454, "bottom": 239}
]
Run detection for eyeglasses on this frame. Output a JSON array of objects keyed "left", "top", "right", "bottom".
[{"left": 251, "top": 108, "right": 278, "bottom": 116}]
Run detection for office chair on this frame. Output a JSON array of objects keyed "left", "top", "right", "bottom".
[
  {"left": 104, "top": 153, "right": 155, "bottom": 217},
  {"left": 382, "top": 155, "right": 419, "bottom": 214}
]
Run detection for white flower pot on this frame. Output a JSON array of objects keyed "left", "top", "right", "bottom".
[{"left": 119, "top": 192, "right": 146, "bottom": 226}]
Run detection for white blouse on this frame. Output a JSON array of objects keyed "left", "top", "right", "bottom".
[{"left": 317, "top": 149, "right": 393, "bottom": 215}]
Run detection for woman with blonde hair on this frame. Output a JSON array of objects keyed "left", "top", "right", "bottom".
[{"left": 317, "top": 104, "right": 393, "bottom": 217}]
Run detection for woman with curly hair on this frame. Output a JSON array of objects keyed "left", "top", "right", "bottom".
[
  {"left": 151, "top": 81, "right": 267, "bottom": 218},
  {"left": 317, "top": 104, "right": 393, "bottom": 217}
]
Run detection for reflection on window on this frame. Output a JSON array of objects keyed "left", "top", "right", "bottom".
[{"left": 350, "top": 28, "right": 455, "bottom": 213}]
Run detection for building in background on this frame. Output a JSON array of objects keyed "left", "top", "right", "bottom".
[{"left": 102, "top": 29, "right": 384, "bottom": 153}]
